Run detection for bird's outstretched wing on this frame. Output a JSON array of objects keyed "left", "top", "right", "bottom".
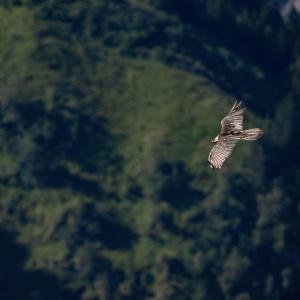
[
  {"left": 208, "top": 136, "right": 238, "bottom": 169},
  {"left": 220, "top": 101, "right": 245, "bottom": 135}
]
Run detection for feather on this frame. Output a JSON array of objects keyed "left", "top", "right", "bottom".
[
  {"left": 208, "top": 136, "right": 238, "bottom": 169},
  {"left": 208, "top": 101, "right": 263, "bottom": 169},
  {"left": 220, "top": 101, "right": 245, "bottom": 135}
]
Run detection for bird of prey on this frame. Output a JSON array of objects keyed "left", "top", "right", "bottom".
[{"left": 208, "top": 101, "right": 263, "bottom": 169}]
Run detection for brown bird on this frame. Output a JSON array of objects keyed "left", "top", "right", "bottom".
[{"left": 208, "top": 101, "right": 263, "bottom": 169}]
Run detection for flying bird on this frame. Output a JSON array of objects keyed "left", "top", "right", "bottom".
[{"left": 208, "top": 101, "right": 263, "bottom": 169}]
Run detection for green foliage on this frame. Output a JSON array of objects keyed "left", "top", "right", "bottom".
[{"left": 0, "top": 0, "right": 299, "bottom": 299}]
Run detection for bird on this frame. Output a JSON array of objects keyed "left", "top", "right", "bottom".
[{"left": 208, "top": 101, "right": 263, "bottom": 169}]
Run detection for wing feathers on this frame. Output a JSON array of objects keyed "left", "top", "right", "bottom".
[
  {"left": 208, "top": 100, "right": 263, "bottom": 169},
  {"left": 208, "top": 137, "right": 238, "bottom": 169},
  {"left": 221, "top": 101, "right": 245, "bottom": 134}
]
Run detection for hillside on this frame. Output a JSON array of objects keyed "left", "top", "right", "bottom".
[{"left": 0, "top": 1, "right": 300, "bottom": 300}]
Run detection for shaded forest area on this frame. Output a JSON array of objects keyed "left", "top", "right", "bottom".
[{"left": 0, "top": 0, "right": 300, "bottom": 299}]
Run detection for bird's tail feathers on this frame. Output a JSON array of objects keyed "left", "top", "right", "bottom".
[{"left": 241, "top": 128, "right": 263, "bottom": 141}]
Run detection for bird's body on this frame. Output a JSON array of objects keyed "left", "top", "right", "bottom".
[{"left": 208, "top": 101, "right": 263, "bottom": 169}]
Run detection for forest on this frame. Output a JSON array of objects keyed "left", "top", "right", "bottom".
[{"left": 0, "top": 0, "right": 300, "bottom": 299}]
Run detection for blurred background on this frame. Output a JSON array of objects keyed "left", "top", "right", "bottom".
[{"left": 0, "top": 1, "right": 300, "bottom": 299}]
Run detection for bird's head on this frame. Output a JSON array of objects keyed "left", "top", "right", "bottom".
[{"left": 211, "top": 135, "right": 219, "bottom": 143}]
